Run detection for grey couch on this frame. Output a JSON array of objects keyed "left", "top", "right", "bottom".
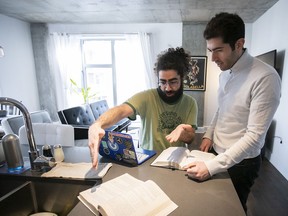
[
  {"left": 2, "top": 110, "right": 53, "bottom": 135},
  {"left": 1, "top": 110, "right": 75, "bottom": 146}
]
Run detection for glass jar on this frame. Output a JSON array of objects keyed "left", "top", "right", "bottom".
[{"left": 53, "top": 144, "right": 65, "bottom": 162}]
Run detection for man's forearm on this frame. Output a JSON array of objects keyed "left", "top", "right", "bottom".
[
  {"left": 94, "top": 104, "right": 133, "bottom": 129},
  {"left": 95, "top": 108, "right": 120, "bottom": 129}
]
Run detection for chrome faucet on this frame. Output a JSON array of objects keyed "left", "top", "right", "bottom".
[{"left": 0, "top": 97, "right": 40, "bottom": 170}]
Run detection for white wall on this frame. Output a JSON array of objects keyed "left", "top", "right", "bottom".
[
  {"left": 48, "top": 23, "right": 182, "bottom": 64},
  {"left": 0, "top": 14, "right": 39, "bottom": 111},
  {"left": 250, "top": 0, "right": 288, "bottom": 180}
]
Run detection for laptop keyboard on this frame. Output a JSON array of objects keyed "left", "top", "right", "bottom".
[{"left": 136, "top": 152, "right": 149, "bottom": 162}]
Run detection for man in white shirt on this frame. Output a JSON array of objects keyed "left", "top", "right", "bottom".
[{"left": 184, "top": 12, "right": 281, "bottom": 213}]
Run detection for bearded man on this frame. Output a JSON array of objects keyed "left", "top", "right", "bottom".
[{"left": 89, "top": 47, "right": 198, "bottom": 168}]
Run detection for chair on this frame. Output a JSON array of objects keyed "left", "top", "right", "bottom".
[{"left": 89, "top": 100, "right": 131, "bottom": 132}]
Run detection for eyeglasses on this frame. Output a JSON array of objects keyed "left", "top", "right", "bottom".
[{"left": 158, "top": 79, "right": 180, "bottom": 88}]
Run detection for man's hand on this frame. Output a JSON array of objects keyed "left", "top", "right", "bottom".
[
  {"left": 199, "top": 138, "right": 213, "bottom": 152},
  {"left": 183, "top": 161, "right": 211, "bottom": 181},
  {"left": 166, "top": 124, "right": 184, "bottom": 143},
  {"left": 88, "top": 123, "right": 105, "bottom": 168},
  {"left": 166, "top": 124, "right": 195, "bottom": 144}
]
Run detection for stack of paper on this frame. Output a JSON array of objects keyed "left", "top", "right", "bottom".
[{"left": 41, "top": 162, "right": 112, "bottom": 179}]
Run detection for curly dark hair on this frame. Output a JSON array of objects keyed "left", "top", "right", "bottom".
[
  {"left": 154, "top": 47, "right": 192, "bottom": 79},
  {"left": 203, "top": 12, "right": 245, "bottom": 50}
]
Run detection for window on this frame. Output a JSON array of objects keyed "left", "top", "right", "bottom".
[
  {"left": 49, "top": 33, "right": 153, "bottom": 110},
  {"left": 80, "top": 35, "right": 149, "bottom": 107}
]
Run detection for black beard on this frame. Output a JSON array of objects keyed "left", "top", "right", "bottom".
[{"left": 157, "top": 84, "right": 183, "bottom": 104}]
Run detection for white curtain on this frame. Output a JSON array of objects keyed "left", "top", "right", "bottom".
[
  {"left": 138, "top": 32, "right": 157, "bottom": 88},
  {"left": 115, "top": 33, "right": 154, "bottom": 104},
  {"left": 47, "top": 33, "right": 82, "bottom": 109}
]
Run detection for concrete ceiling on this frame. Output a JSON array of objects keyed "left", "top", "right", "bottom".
[{"left": 0, "top": 0, "right": 279, "bottom": 24}]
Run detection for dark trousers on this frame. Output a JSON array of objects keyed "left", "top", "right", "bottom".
[
  {"left": 228, "top": 155, "right": 262, "bottom": 214},
  {"left": 209, "top": 148, "right": 262, "bottom": 213}
]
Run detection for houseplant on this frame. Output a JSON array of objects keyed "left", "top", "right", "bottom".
[{"left": 70, "top": 79, "right": 97, "bottom": 104}]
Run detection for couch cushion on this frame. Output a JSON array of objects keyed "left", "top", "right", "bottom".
[
  {"left": 89, "top": 100, "right": 109, "bottom": 119},
  {"left": 1, "top": 110, "right": 53, "bottom": 135},
  {"left": 19, "top": 123, "right": 74, "bottom": 146},
  {"left": 60, "top": 104, "right": 95, "bottom": 126},
  {"left": 89, "top": 100, "right": 131, "bottom": 132}
]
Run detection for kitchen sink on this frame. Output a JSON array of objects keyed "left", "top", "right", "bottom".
[
  {"left": 0, "top": 178, "right": 26, "bottom": 197},
  {"left": 0, "top": 179, "right": 94, "bottom": 216}
]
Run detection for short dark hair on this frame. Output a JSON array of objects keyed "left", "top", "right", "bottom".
[
  {"left": 203, "top": 12, "right": 245, "bottom": 50},
  {"left": 154, "top": 47, "right": 191, "bottom": 79}
]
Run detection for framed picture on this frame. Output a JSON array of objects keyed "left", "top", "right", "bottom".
[{"left": 183, "top": 56, "right": 207, "bottom": 91}]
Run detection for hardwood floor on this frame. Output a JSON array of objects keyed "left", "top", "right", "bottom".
[{"left": 247, "top": 158, "right": 288, "bottom": 216}]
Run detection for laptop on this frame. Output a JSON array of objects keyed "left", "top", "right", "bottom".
[{"left": 99, "top": 130, "right": 156, "bottom": 166}]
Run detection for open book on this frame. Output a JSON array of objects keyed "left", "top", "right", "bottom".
[
  {"left": 151, "top": 147, "right": 215, "bottom": 170},
  {"left": 78, "top": 173, "right": 178, "bottom": 216}
]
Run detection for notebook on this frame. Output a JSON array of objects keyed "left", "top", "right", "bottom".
[{"left": 99, "top": 130, "right": 156, "bottom": 166}]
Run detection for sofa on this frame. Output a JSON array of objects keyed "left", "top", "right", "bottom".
[
  {"left": 57, "top": 100, "right": 131, "bottom": 139},
  {"left": 1, "top": 110, "right": 75, "bottom": 147},
  {"left": 2, "top": 110, "right": 54, "bottom": 135}
]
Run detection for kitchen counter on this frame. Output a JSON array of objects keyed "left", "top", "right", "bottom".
[
  {"left": 0, "top": 144, "right": 245, "bottom": 216},
  {"left": 0, "top": 145, "right": 99, "bottom": 185}
]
